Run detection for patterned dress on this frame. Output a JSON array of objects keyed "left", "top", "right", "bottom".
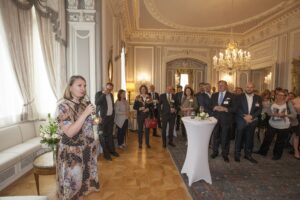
[{"left": 56, "top": 99, "right": 100, "bottom": 200}]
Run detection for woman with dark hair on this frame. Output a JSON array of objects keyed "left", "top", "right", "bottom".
[
  {"left": 56, "top": 75, "right": 100, "bottom": 200},
  {"left": 114, "top": 89, "right": 130, "bottom": 149},
  {"left": 133, "top": 84, "right": 153, "bottom": 148},
  {"left": 179, "top": 86, "right": 198, "bottom": 138}
]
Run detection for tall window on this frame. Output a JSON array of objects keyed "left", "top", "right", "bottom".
[
  {"left": 0, "top": 11, "right": 24, "bottom": 126},
  {"left": 121, "top": 47, "right": 126, "bottom": 90},
  {"left": 180, "top": 74, "right": 189, "bottom": 88},
  {"left": 32, "top": 8, "right": 57, "bottom": 118}
]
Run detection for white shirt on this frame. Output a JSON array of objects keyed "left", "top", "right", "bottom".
[
  {"left": 245, "top": 93, "right": 254, "bottom": 114},
  {"left": 269, "top": 103, "right": 290, "bottom": 129},
  {"left": 205, "top": 92, "right": 211, "bottom": 98},
  {"left": 151, "top": 92, "right": 155, "bottom": 100},
  {"left": 106, "top": 94, "right": 113, "bottom": 116},
  {"left": 218, "top": 91, "right": 226, "bottom": 105},
  {"left": 167, "top": 93, "right": 172, "bottom": 101}
]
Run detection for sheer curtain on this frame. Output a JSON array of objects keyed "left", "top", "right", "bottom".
[
  {"left": 0, "top": 0, "right": 35, "bottom": 121},
  {"left": 32, "top": 8, "right": 57, "bottom": 118},
  {"left": 0, "top": 12, "right": 24, "bottom": 127}
]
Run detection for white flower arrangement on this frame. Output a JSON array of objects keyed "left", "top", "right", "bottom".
[
  {"left": 196, "top": 112, "right": 209, "bottom": 120},
  {"left": 40, "top": 113, "right": 60, "bottom": 151}
]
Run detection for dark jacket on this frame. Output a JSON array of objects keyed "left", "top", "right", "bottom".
[
  {"left": 196, "top": 92, "right": 211, "bottom": 115},
  {"left": 133, "top": 95, "right": 152, "bottom": 118},
  {"left": 235, "top": 94, "right": 262, "bottom": 128},
  {"left": 95, "top": 91, "right": 115, "bottom": 118},
  {"left": 159, "top": 93, "right": 177, "bottom": 117},
  {"left": 210, "top": 91, "right": 235, "bottom": 125}
]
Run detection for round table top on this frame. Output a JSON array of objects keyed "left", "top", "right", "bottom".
[
  {"left": 33, "top": 151, "right": 56, "bottom": 169},
  {"left": 181, "top": 116, "right": 217, "bottom": 125}
]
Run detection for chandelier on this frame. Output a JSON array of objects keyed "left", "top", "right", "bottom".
[
  {"left": 213, "top": 40, "right": 251, "bottom": 71},
  {"left": 213, "top": 0, "right": 251, "bottom": 72}
]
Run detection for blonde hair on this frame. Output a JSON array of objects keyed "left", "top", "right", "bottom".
[{"left": 63, "top": 75, "right": 86, "bottom": 100}]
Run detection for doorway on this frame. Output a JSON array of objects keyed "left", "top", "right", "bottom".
[{"left": 166, "top": 58, "right": 207, "bottom": 92}]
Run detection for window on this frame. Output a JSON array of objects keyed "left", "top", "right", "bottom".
[
  {"left": 180, "top": 74, "right": 189, "bottom": 88},
  {"left": 32, "top": 8, "right": 57, "bottom": 118},
  {"left": 121, "top": 47, "right": 126, "bottom": 90},
  {"left": 0, "top": 12, "right": 24, "bottom": 126}
]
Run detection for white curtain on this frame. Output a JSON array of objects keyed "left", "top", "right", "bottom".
[
  {"left": 0, "top": 0, "right": 36, "bottom": 120},
  {"left": 32, "top": 8, "right": 57, "bottom": 118},
  {"left": 0, "top": 12, "right": 24, "bottom": 127},
  {"left": 35, "top": 0, "right": 67, "bottom": 99}
]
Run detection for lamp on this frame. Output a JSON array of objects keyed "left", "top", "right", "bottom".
[
  {"left": 126, "top": 82, "right": 135, "bottom": 104},
  {"left": 213, "top": 0, "right": 251, "bottom": 72}
]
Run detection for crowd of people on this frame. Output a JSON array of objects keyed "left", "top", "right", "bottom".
[{"left": 54, "top": 75, "right": 300, "bottom": 199}]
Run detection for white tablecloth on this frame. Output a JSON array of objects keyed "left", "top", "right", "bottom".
[{"left": 181, "top": 116, "right": 217, "bottom": 186}]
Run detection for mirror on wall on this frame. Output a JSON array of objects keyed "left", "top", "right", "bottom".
[{"left": 250, "top": 67, "right": 272, "bottom": 92}]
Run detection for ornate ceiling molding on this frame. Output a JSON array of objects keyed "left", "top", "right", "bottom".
[
  {"left": 116, "top": 0, "right": 300, "bottom": 49},
  {"left": 108, "top": 0, "right": 132, "bottom": 37},
  {"left": 243, "top": 5, "right": 300, "bottom": 46},
  {"left": 126, "top": 30, "right": 244, "bottom": 48},
  {"left": 142, "top": 0, "right": 296, "bottom": 33}
]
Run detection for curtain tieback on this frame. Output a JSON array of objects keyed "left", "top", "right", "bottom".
[{"left": 23, "top": 98, "right": 35, "bottom": 106}]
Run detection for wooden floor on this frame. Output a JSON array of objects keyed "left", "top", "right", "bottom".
[{"left": 0, "top": 131, "right": 191, "bottom": 200}]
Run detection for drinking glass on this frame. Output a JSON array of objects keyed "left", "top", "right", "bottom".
[
  {"left": 191, "top": 111, "right": 195, "bottom": 119},
  {"left": 199, "top": 106, "right": 204, "bottom": 113}
]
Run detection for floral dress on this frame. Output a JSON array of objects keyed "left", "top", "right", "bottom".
[{"left": 56, "top": 99, "right": 100, "bottom": 200}]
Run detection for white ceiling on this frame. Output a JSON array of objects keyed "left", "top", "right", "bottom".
[{"left": 126, "top": 0, "right": 297, "bottom": 33}]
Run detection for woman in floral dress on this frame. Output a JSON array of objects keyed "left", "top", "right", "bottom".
[{"left": 56, "top": 75, "right": 100, "bottom": 200}]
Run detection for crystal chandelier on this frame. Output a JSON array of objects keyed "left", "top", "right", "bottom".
[
  {"left": 213, "top": 40, "right": 251, "bottom": 71},
  {"left": 213, "top": 0, "right": 251, "bottom": 72}
]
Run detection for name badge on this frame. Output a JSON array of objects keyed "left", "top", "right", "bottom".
[
  {"left": 255, "top": 103, "right": 259, "bottom": 107},
  {"left": 224, "top": 101, "right": 229, "bottom": 105}
]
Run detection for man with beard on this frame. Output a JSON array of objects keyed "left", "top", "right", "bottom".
[{"left": 234, "top": 82, "right": 262, "bottom": 163}]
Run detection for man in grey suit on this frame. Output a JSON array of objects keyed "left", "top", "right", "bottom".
[
  {"left": 234, "top": 82, "right": 262, "bottom": 163},
  {"left": 159, "top": 86, "right": 177, "bottom": 148},
  {"left": 95, "top": 82, "right": 119, "bottom": 160}
]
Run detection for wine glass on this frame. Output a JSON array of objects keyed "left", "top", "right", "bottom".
[
  {"left": 199, "top": 106, "right": 204, "bottom": 113},
  {"left": 84, "top": 95, "right": 101, "bottom": 124},
  {"left": 191, "top": 111, "right": 195, "bottom": 119}
]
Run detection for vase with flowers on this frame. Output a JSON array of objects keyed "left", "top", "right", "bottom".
[
  {"left": 196, "top": 111, "right": 210, "bottom": 120},
  {"left": 39, "top": 113, "right": 60, "bottom": 160}
]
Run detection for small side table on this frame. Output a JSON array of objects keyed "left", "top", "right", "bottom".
[{"left": 33, "top": 151, "right": 56, "bottom": 195}]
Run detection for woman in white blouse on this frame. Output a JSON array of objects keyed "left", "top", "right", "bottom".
[
  {"left": 114, "top": 89, "right": 130, "bottom": 148},
  {"left": 256, "top": 89, "right": 297, "bottom": 160}
]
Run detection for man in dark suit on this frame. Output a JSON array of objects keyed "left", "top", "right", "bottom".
[
  {"left": 210, "top": 80, "right": 235, "bottom": 162},
  {"left": 197, "top": 83, "right": 212, "bottom": 115},
  {"left": 159, "top": 86, "right": 177, "bottom": 148},
  {"left": 234, "top": 82, "right": 262, "bottom": 163},
  {"left": 149, "top": 84, "right": 161, "bottom": 137},
  {"left": 95, "top": 82, "right": 119, "bottom": 160},
  {"left": 175, "top": 85, "right": 183, "bottom": 131}
]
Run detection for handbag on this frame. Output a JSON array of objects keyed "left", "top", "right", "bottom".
[{"left": 144, "top": 117, "right": 158, "bottom": 129}]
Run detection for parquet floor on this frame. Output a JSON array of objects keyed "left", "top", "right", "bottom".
[{"left": 0, "top": 131, "right": 191, "bottom": 200}]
